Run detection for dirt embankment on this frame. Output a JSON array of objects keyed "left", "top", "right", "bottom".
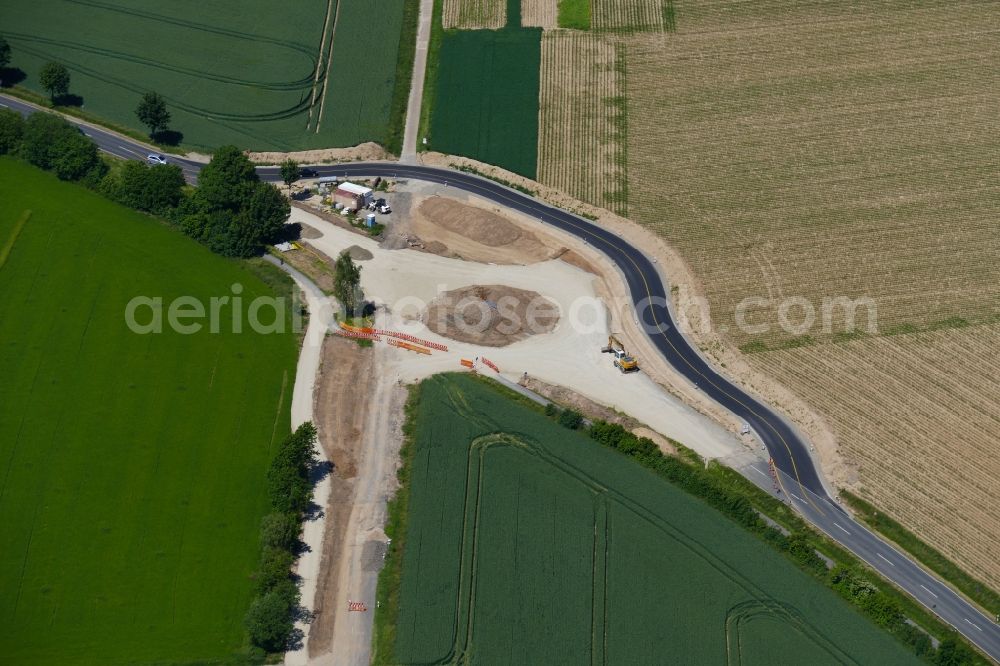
[
  {"left": 423, "top": 284, "right": 559, "bottom": 347},
  {"left": 308, "top": 335, "right": 375, "bottom": 655},
  {"left": 249, "top": 142, "right": 391, "bottom": 165}
]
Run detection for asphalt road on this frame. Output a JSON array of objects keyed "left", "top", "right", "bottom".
[{"left": 4, "top": 92, "right": 998, "bottom": 661}]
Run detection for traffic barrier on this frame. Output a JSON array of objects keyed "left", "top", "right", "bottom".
[
  {"left": 372, "top": 328, "right": 448, "bottom": 352},
  {"left": 481, "top": 357, "right": 500, "bottom": 373},
  {"left": 334, "top": 328, "right": 381, "bottom": 342},
  {"left": 339, "top": 321, "right": 375, "bottom": 335},
  {"left": 460, "top": 359, "right": 475, "bottom": 369},
  {"left": 388, "top": 339, "right": 432, "bottom": 355},
  {"left": 347, "top": 600, "right": 368, "bottom": 612}
]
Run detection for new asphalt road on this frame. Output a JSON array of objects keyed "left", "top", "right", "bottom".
[{"left": 3, "top": 93, "right": 998, "bottom": 661}]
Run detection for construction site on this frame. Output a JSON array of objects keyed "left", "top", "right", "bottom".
[{"left": 275, "top": 176, "right": 763, "bottom": 665}]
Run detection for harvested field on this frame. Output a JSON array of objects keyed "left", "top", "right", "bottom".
[
  {"left": 593, "top": 0, "right": 672, "bottom": 33},
  {"left": 443, "top": 0, "right": 506, "bottom": 29},
  {"left": 538, "top": 31, "right": 627, "bottom": 216},
  {"left": 423, "top": 285, "right": 559, "bottom": 346},
  {"left": 625, "top": 2, "right": 1000, "bottom": 350},
  {"left": 751, "top": 325, "right": 1000, "bottom": 592},
  {"left": 521, "top": 0, "right": 557, "bottom": 28}
]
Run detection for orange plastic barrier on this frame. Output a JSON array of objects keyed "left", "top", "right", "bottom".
[
  {"left": 373, "top": 328, "right": 448, "bottom": 352},
  {"left": 335, "top": 328, "right": 381, "bottom": 342},
  {"left": 481, "top": 358, "right": 500, "bottom": 373},
  {"left": 339, "top": 321, "right": 375, "bottom": 335},
  {"left": 460, "top": 359, "right": 475, "bottom": 369},
  {"left": 388, "top": 338, "right": 432, "bottom": 355}
]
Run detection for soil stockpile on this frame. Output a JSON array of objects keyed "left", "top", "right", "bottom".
[{"left": 423, "top": 284, "right": 559, "bottom": 347}]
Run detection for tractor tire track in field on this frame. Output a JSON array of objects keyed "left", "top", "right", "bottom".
[
  {"left": 11, "top": 41, "right": 313, "bottom": 122},
  {"left": 0, "top": 211, "right": 31, "bottom": 270},
  {"left": 63, "top": 0, "right": 316, "bottom": 59},
  {"left": 438, "top": 418, "right": 843, "bottom": 664},
  {"left": 4, "top": 33, "right": 315, "bottom": 91},
  {"left": 314, "top": 0, "right": 344, "bottom": 134},
  {"left": 306, "top": 0, "right": 339, "bottom": 131}
]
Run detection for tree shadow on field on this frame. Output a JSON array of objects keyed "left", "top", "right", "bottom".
[
  {"left": 275, "top": 222, "right": 302, "bottom": 243},
  {"left": 0, "top": 67, "right": 26, "bottom": 88},
  {"left": 54, "top": 93, "right": 84, "bottom": 107},
  {"left": 152, "top": 129, "right": 184, "bottom": 146}
]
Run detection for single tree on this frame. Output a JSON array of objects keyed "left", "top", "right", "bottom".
[
  {"left": 279, "top": 158, "right": 300, "bottom": 191},
  {"left": 244, "top": 586, "right": 296, "bottom": 652},
  {"left": 135, "top": 92, "right": 171, "bottom": 137},
  {"left": 333, "top": 251, "right": 363, "bottom": 316},
  {"left": 0, "top": 36, "right": 11, "bottom": 70},
  {"left": 39, "top": 62, "right": 70, "bottom": 102}
]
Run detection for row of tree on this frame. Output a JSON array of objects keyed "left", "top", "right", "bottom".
[
  {"left": 244, "top": 422, "right": 319, "bottom": 655},
  {"left": 0, "top": 108, "right": 290, "bottom": 257}
]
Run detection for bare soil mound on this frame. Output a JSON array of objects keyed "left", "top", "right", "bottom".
[
  {"left": 423, "top": 285, "right": 559, "bottom": 347},
  {"left": 345, "top": 245, "right": 373, "bottom": 261},
  {"left": 419, "top": 197, "right": 523, "bottom": 246}
]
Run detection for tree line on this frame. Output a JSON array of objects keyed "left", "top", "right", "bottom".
[
  {"left": 244, "top": 422, "right": 320, "bottom": 656},
  {"left": 0, "top": 108, "right": 289, "bottom": 257}
]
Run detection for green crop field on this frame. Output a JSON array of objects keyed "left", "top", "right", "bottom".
[
  {"left": 0, "top": 0, "right": 410, "bottom": 152},
  {"left": 427, "top": 0, "right": 541, "bottom": 178},
  {"left": 386, "top": 374, "right": 916, "bottom": 664},
  {"left": 0, "top": 158, "right": 298, "bottom": 664}
]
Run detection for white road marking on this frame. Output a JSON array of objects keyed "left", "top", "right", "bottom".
[
  {"left": 920, "top": 584, "right": 939, "bottom": 599},
  {"left": 876, "top": 552, "right": 895, "bottom": 566},
  {"left": 964, "top": 618, "right": 983, "bottom": 632},
  {"left": 751, "top": 466, "right": 768, "bottom": 478},
  {"left": 833, "top": 522, "right": 851, "bottom": 535},
  {"left": 790, "top": 492, "right": 804, "bottom": 502},
  {"left": 0, "top": 103, "right": 8, "bottom": 107}
]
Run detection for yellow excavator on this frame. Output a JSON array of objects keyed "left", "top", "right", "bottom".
[{"left": 601, "top": 335, "right": 639, "bottom": 373}]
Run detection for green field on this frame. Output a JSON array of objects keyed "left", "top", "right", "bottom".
[
  {"left": 0, "top": 0, "right": 410, "bottom": 152},
  {"left": 387, "top": 374, "right": 916, "bottom": 664},
  {"left": 0, "top": 158, "right": 298, "bottom": 663},
  {"left": 427, "top": 0, "right": 540, "bottom": 178}
]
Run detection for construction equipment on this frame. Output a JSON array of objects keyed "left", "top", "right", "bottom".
[{"left": 601, "top": 336, "right": 639, "bottom": 373}]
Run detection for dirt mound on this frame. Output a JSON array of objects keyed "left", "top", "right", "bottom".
[
  {"left": 423, "top": 285, "right": 560, "bottom": 347},
  {"left": 419, "top": 197, "right": 525, "bottom": 246},
  {"left": 345, "top": 245, "right": 373, "bottom": 261}
]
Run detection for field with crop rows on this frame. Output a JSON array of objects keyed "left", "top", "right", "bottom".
[
  {"left": 0, "top": 0, "right": 409, "bottom": 151},
  {"left": 624, "top": 2, "right": 1000, "bottom": 350},
  {"left": 0, "top": 159, "right": 298, "bottom": 663},
  {"left": 538, "top": 31, "right": 627, "bottom": 215},
  {"left": 521, "top": 0, "right": 557, "bottom": 29},
  {"left": 752, "top": 325, "right": 1000, "bottom": 592},
  {"left": 388, "top": 373, "right": 916, "bottom": 664},
  {"left": 592, "top": 0, "right": 674, "bottom": 33},
  {"left": 443, "top": 0, "right": 506, "bottom": 28},
  {"left": 429, "top": 26, "right": 541, "bottom": 177}
]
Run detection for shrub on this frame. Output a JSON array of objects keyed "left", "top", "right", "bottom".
[
  {"left": 244, "top": 585, "right": 298, "bottom": 653},
  {"left": 255, "top": 547, "right": 295, "bottom": 595},
  {"left": 0, "top": 108, "right": 24, "bottom": 155},
  {"left": 260, "top": 512, "right": 299, "bottom": 552},
  {"left": 557, "top": 408, "right": 583, "bottom": 429}
]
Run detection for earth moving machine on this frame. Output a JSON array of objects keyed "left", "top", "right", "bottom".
[{"left": 601, "top": 336, "right": 639, "bottom": 373}]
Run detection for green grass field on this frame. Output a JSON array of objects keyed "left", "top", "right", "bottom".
[
  {"left": 427, "top": 10, "right": 541, "bottom": 177},
  {"left": 0, "top": 158, "right": 298, "bottom": 664},
  {"left": 0, "top": 0, "right": 410, "bottom": 152},
  {"left": 386, "top": 374, "right": 916, "bottom": 664}
]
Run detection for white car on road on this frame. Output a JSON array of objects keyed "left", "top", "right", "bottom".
[{"left": 146, "top": 153, "right": 168, "bottom": 165}]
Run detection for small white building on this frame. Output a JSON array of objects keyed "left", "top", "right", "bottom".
[{"left": 333, "top": 182, "right": 373, "bottom": 211}]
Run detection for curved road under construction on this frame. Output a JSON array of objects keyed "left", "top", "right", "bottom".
[{"left": 2, "top": 93, "right": 998, "bottom": 661}]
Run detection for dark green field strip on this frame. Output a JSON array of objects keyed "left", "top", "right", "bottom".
[
  {"left": 0, "top": 159, "right": 297, "bottom": 663},
  {"left": 428, "top": 27, "right": 541, "bottom": 178},
  {"left": 391, "top": 374, "right": 918, "bottom": 665}
]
